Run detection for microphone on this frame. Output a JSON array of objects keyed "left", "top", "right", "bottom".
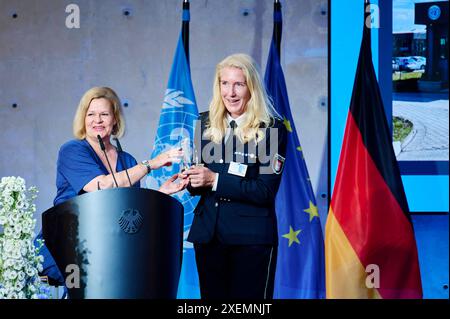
[
  {"left": 113, "top": 137, "right": 132, "bottom": 187},
  {"left": 97, "top": 135, "right": 119, "bottom": 188}
]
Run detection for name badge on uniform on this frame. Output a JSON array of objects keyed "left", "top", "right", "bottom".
[{"left": 228, "top": 161, "right": 247, "bottom": 177}]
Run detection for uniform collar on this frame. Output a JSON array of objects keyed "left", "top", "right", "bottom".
[{"left": 226, "top": 113, "right": 246, "bottom": 127}]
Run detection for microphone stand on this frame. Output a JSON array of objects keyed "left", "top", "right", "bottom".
[
  {"left": 114, "top": 137, "right": 133, "bottom": 187},
  {"left": 97, "top": 135, "right": 119, "bottom": 188}
]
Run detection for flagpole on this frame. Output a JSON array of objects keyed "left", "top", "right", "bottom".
[
  {"left": 274, "top": 0, "right": 282, "bottom": 57},
  {"left": 182, "top": 0, "right": 190, "bottom": 62},
  {"left": 364, "top": 0, "right": 371, "bottom": 45}
]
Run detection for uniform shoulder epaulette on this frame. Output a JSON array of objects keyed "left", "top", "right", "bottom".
[
  {"left": 269, "top": 115, "right": 283, "bottom": 128},
  {"left": 274, "top": 115, "right": 283, "bottom": 122}
]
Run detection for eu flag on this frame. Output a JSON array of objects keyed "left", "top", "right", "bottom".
[
  {"left": 264, "top": 2, "right": 325, "bottom": 299},
  {"left": 146, "top": 4, "right": 200, "bottom": 298}
]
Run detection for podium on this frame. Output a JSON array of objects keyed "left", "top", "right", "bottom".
[{"left": 41, "top": 188, "right": 184, "bottom": 299}]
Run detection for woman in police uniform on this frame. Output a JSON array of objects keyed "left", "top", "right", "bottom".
[{"left": 183, "top": 53, "right": 287, "bottom": 299}]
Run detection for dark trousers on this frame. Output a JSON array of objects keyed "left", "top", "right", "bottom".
[{"left": 194, "top": 239, "right": 277, "bottom": 299}]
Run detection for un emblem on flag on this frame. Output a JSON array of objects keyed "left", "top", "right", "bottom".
[{"left": 118, "top": 209, "right": 143, "bottom": 234}]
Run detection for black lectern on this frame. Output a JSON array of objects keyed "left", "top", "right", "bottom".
[{"left": 41, "top": 188, "right": 184, "bottom": 299}]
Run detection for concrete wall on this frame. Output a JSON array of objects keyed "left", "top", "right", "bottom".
[{"left": 0, "top": 0, "right": 328, "bottom": 229}]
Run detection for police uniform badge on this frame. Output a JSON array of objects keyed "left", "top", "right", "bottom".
[{"left": 272, "top": 153, "right": 285, "bottom": 175}]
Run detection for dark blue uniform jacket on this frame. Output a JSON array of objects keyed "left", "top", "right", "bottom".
[{"left": 187, "top": 111, "right": 287, "bottom": 245}]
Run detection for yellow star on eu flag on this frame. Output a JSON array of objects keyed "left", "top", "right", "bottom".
[
  {"left": 283, "top": 117, "right": 293, "bottom": 132},
  {"left": 304, "top": 200, "right": 319, "bottom": 222},
  {"left": 282, "top": 226, "right": 301, "bottom": 247}
]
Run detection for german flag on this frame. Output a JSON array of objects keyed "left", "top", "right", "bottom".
[{"left": 325, "top": 8, "right": 423, "bottom": 299}]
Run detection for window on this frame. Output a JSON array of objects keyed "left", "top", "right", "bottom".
[{"left": 392, "top": 0, "right": 448, "bottom": 177}]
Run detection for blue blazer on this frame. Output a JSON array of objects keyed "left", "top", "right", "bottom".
[{"left": 187, "top": 112, "right": 287, "bottom": 245}]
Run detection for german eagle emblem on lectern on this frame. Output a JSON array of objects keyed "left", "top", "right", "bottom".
[{"left": 118, "top": 209, "right": 143, "bottom": 234}]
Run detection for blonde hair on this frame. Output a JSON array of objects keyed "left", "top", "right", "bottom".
[
  {"left": 204, "top": 53, "right": 277, "bottom": 144},
  {"left": 73, "top": 87, "right": 125, "bottom": 139}
]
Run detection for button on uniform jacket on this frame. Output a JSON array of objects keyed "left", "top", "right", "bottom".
[{"left": 187, "top": 111, "right": 288, "bottom": 245}]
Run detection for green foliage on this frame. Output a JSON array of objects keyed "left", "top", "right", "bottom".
[{"left": 393, "top": 116, "right": 413, "bottom": 142}]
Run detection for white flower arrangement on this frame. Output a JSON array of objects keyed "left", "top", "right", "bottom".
[{"left": 0, "top": 176, "right": 50, "bottom": 299}]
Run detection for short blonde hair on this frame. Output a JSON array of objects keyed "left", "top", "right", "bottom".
[
  {"left": 73, "top": 87, "right": 125, "bottom": 139},
  {"left": 204, "top": 53, "right": 277, "bottom": 144}
]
